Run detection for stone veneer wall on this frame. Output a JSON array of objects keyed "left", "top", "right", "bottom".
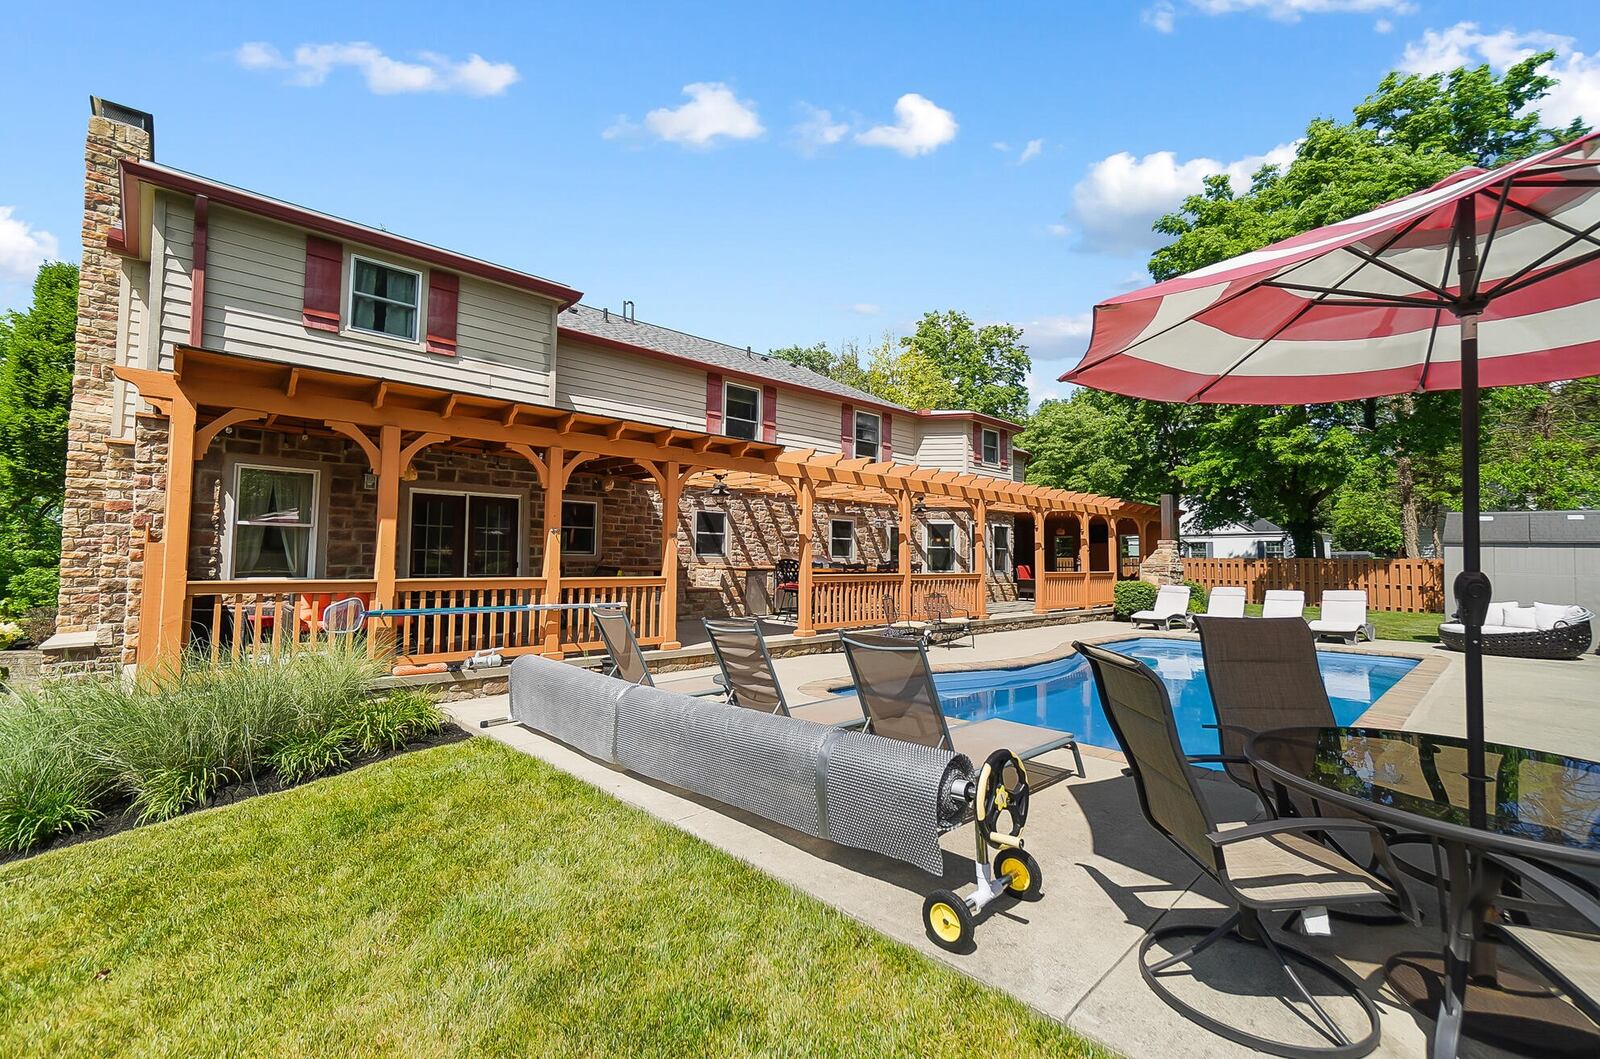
[{"left": 53, "top": 115, "right": 153, "bottom": 671}]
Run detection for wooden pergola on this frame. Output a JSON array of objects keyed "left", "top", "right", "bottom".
[{"left": 116, "top": 348, "right": 1157, "bottom": 670}]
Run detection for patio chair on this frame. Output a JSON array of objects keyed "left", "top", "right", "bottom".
[
  {"left": 841, "top": 630, "right": 1085, "bottom": 774},
  {"left": 923, "top": 592, "right": 976, "bottom": 648},
  {"left": 1308, "top": 591, "right": 1375, "bottom": 644},
  {"left": 703, "top": 618, "right": 865, "bottom": 728},
  {"left": 1074, "top": 640, "right": 1414, "bottom": 1058},
  {"left": 1129, "top": 584, "right": 1191, "bottom": 629},
  {"left": 1015, "top": 563, "right": 1035, "bottom": 601},
  {"left": 881, "top": 592, "right": 929, "bottom": 640},
  {"left": 1184, "top": 585, "right": 1246, "bottom": 629},
  {"left": 1484, "top": 850, "right": 1600, "bottom": 1029},
  {"left": 773, "top": 559, "right": 801, "bottom": 618},
  {"left": 1261, "top": 589, "right": 1307, "bottom": 620},
  {"left": 590, "top": 605, "right": 727, "bottom": 698}
]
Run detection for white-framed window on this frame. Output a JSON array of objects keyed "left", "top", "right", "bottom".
[
  {"left": 560, "top": 499, "right": 599, "bottom": 557},
  {"left": 230, "top": 464, "right": 321, "bottom": 578},
  {"left": 853, "top": 411, "right": 881, "bottom": 461},
  {"left": 408, "top": 489, "right": 523, "bottom": 577},
  {"left": 926, "top": 521, "right": 956, "bottom": 573},
  {"left": 980, "top": 428, "right": 1000, "bottom": 465},
  {"left": 1180, "top": 540, "right": 1212, "bottom": 559},
  {"left": 990, "top": 523, "right": 1012, "bottom": 574},
  {"left": 724, "top": 382, "right": 762, "bottom": 441},
  {"left": 1261, "top": 538, "right": 1286, "bottom": 559},
  {"left": 348, "top": 255, "right": 422, "bottom": 342},
  {"left": 828, "top": 518, "right": 856, "bottom": 562},
  {"left": 695, "top": 510, "right": 728, "bottom": 556}
]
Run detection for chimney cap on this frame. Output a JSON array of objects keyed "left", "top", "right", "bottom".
[{"left": 89, "top": 97, "right": 155, "bottom": 155}]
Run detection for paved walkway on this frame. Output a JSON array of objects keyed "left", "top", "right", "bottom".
[{"left": 445, "top": 623, "right": 1599, "bottom": 1058}]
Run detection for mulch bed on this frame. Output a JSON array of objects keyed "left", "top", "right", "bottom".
[{"left": 0, "top": 726, "right": 471, "bottom": 867}]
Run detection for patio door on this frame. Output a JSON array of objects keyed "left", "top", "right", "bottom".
[{"left": 408, "top": 492, "right": 521, "bottom": 577}]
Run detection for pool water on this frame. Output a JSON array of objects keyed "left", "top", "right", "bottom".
[{"left": 930, "top": 637, "right": 1418, "bottom": 764}]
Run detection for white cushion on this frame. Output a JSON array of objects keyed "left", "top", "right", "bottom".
[
  {"left": 1533, "top": 602, "right": 1586, "bottom": 631},
  {"left": 1439, "top": 622, "right": 1463, "bottom": 634},
  {"left": 1308, "top": 619, "right": 1357, "bottom": 633},
  {"left": 1502, "top": 606, "right": 1538, "bottom": 630}
]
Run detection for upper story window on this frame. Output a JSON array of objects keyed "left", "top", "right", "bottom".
[
  {"left": 232, "top": 465, "right": 320, "bottom": 578},
  {"left": 724, "top": 382, "right": 761, "bottom": 440},
  {"left": 980, "top": 428, "right": 1000, "bottom": 465},
  {"left": 854, "top": 411, "right": 881, "bottom": 461},
  {"left": 349, "top": 256, "right": 421, "bottom": 342}
]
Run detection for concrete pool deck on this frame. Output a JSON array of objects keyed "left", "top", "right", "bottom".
[{"left": 445, "top": 621, "right": 1600, "bottom": 1058}]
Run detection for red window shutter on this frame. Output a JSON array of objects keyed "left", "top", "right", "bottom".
[
  {"left": 882, "top": 413, "right": 893, "bottom": 462},
  {"left": 840, "top": 404, "right": 854, "bottom": 457},
  {"left": 761, "top": 385, "right": 778, "bottom": 443},
  {"left": 973, "top": 423, "right": 984, "bottom": 463},
  {"left": 705, "top": 373, "right": 724, "bottom": 434},
  {"left": 1000, "top": 431, "right": 1010, "bottom": 468},
  {"left": 302, "top": 236, "right": 343, "bottom": 332},
  {"left": 425, "top": 271, "right": 459, "bottom": 356}
]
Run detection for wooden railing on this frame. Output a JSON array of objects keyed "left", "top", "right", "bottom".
[
  {"left": 910, "top": 573, "right": 982, "bottom": 618},
  {"left": 559, "top": 577, "right": 667, "bottom": 651},
  {"left": 392, "top": 577, "right": 548, "bottom": 664},
  {"left": 1182, "top": 558, "right": 1444, "bottom": 613},
  {"left": 184, "top": 579, "right": 379, "bottom": 662},
  {"left": 1036, "top": 570, "right": 1118, "bottom": 611},
  {"left": 810, "top": 573, "right": 902, "bottom": 631}
]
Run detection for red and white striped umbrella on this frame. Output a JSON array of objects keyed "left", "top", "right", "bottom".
[{"left": 1063, "top": 132, "right": 1600, "bottom": 404}]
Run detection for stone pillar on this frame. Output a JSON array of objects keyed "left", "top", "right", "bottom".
[
  {"left": 49, "top": 104, "right": 155, "bottom": 672},
  {"left": 1140, "top": 540, "right": 1185, "bottom": 586}
]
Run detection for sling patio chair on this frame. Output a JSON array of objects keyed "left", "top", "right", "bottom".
[
  {"left": 923, "top": 591, "right": 976, "bottom": 648},
  {"left": 881, "top": 592, "right": 930, "bottom": 641},
  {"left": 702, "top": 618, "right": 866, "bottom": 728},
  {"left": 1483, "top": 850, "right": 1600, "bottom": 1033},
  {"left": 841, "top": 630, "right": 1085, "bottom": 775},
  {"left": 1130, "top": 584, "right": 1191, "bottom": 629},
  {"left": 1262, "top": 589, "right": 1308, "bottom": 620},
  {"left": 1184, "top": 585, "right": 1246, "bottom": 629},
  {"left": 1075, "top": 640, "right": 1415, "bottom": 1058},
  {"left": 591, "top": 605, "right": 727, "bottom": 698},
  {"left": 1308, "top": 591, "right": 1376, "bottom": 645}
]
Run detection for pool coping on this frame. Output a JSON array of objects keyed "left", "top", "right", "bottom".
[{"left": 798, "top": 626, "right": 1450, "bottom": 762}]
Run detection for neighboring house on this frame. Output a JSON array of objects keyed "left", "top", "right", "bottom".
[
  {"left": 48, "top": 101, "right": 1155, "bottom": 672},
  {"left": 1178, "top": 516, "right": 1332, "bottom": 559}
]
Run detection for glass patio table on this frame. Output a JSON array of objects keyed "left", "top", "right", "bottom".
[{"left": 1248, "top": 726, "right": 1600, "bottom": 1059}]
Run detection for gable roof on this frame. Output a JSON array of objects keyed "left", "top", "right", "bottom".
[{"left": 558, "top": 304, "right": 909, "bottom": 412}]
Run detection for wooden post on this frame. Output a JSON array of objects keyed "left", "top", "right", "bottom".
[
  {"left": 1033, "top": 509, "right": 1047, "bottom": 615},
  {"left": 541, "top": 445, "right": 565, "bottom": 657},
  {"left": 154, "top": 392, "right": 198, "bottom": 666},
  {"left": 1080, "top": 513, "right": 1094, "bottom": 600},
  {"left": 898, "top": 489, "right": 914, "bottom": 621},
  {"left": 371, "top": 424, "right": 402, "bottom": 658},
  {"left": 796, "top": 478, "right": 815, "bottom": 636},
  {"left": 135, "top": 528, "right": 166, "bottom": 672},
  {"left": 972, "top": 500, "right": 988, "bottom": 619},
  {"left": 659, "top": 461, "right": 682, "bottom": 650}
]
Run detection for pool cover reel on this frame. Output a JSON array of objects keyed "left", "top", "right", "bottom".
[{"left": 508, "top": 656, "right": 1038, "bottom": 950}]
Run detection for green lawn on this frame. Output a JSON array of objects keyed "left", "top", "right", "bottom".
[
  {"left": 1241, "top": 604, "right": 1445, "bottom": 643},
  {"left": 0, "top": 738, "right": 1109, "bottom": 1059}
]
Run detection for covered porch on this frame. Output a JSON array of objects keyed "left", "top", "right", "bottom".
[{"left": 117, "top": 349, "right": 1156, "bottom": 672}]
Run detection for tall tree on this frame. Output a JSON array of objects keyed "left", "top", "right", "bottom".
[
  {"left": 0, "top": 262, "right": 78, "bottom": 612},
  {"left": 1018, "top": 391, "right": 1138, "bottom": 497},
  {"left": 901, "top": 311, "right": 1031, "bottom": 421}
]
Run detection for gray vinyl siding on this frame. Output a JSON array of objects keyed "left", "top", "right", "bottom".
[
  {"left": 151, "top": 195, "right": 556, "bottom": 403},
  {"left": 114, "top": 258, "right": 151, "bottom": 437},
  {"left": 554, "top": 337, "right": 706, "bottom": 431}
]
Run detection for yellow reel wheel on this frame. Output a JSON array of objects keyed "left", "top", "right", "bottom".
[
  {"left": 922, "top": 889, "right": 975, "bottom": 953},
  {"left": 994, "top": 848, "right": 1043, "bottom": 901}
]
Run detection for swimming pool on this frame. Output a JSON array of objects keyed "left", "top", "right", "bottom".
[{"left": 927, "top": 637, "right": 1418, "bottom": 763}]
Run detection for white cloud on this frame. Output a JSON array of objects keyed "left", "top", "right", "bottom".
[
  {"left": 1018, "top": 138, "right": 1045, "bottom": 164},
  {"left": 609, "top": 82, "right": 764, "bottom": 147},
  {"left": 1143, "top": 3, "right": 1177, "bottom": 32},
  {"left": 1070, "top": 140, "right": 1299, "bottom": 254},
  {"left": 1146, "top": 0, "right": 1412, "bottom": 31},
  {"left": 792, "top": 103, "right": 849, "bottom": 155},
  {"left": 234, "top": 41, "right": 519, "bottom": 96},
  {"left": 849, "top": 303, "right": 881, "bottom": 316},
  {"left": 0, "top": 207, "right": 58, "bottom": 282},
  {"left": 855, "top": 94, "right": 958, "bottom": 157},
  {"left": 1046, "top": 222, "right": 1072, "bottom": 237},
  {"left": 1374, "top": 18, "right": 1393, "bottom": 33},
  {"left": 1398, "top": 22, "right": 1599, "bottom": 129}
]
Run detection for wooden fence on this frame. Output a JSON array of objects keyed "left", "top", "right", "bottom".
[{"left": 1182, "top": 558, "right": 1444, "bottom": 613}]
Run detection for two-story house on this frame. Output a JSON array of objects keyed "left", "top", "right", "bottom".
[{"left": 50, "top": 100, "right": 1157, "bottom": 674}]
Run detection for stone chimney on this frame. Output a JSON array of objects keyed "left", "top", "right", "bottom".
[{"left": 47, "top": 99, "right": 155, "bottom": 671}]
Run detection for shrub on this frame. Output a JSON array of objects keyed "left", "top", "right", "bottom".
[
  {"left": 1182, "top": 579, "right": 1210, "bottom": 613},
  {"left": 265, "top": 727, "right": 354, "bottom": 785},
  {"left": 344, "top": 688, "right": 443, "bottom": 756},
  {"left": 0, "top": 692, "right": 106, "bottom": 851},
  {"left": 1113, "top": 580, "right": 1156, "bottom": 619},
  {"left": 2, "top": 565, "right": 60, "bottom": 620}
]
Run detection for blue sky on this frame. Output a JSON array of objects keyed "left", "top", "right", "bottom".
[{"left": 2, "top": 1, "right": 1596, "bottom": 402}]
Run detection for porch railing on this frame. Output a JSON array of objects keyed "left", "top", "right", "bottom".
[
  {"left": 184, "top": 579, "right": 379, "bottom": 663},
  {"left": 392, "top": 577, "right": 548, "bottom": 664},
  {"left": 809, "top": 573, "right": 902, "bottom": 631},
  {"left": 1037, "top": 570, "right": 1119, "bottom": 611},
  {"left": 910, "top": 573, "right": 983, "bottom": 618}
]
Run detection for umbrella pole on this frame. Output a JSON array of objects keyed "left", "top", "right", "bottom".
[{"left": 1454, "top": 198, "right": 1490, "bottom": 830}]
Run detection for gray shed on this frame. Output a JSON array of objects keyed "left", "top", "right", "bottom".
[{"left": 1444, "top": 511, "right": 1600, "bottom": 651}]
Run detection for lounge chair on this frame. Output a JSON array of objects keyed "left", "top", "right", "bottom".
[
  {"left": 1261, "top": 589, "right": 1306, "bottom": 620},
  {"left": 923, "top": 591, "right": 975, "bottom": 648},
  {"left": 1074, "top": 640, "right": 1414, "bottom": 1057},
  {"left": 591, "top": 605, "right": 727, "bottom": 698},
  {"left": 1308, "top": 590, "right": 1375, "bottom": 644},
  {"left": 841, "top": 630, "right": 1085, "bottom": 774},
  {"left": 1439, "top": 601, "right": 1595, "bottom": 659},
  {"left": 1129, "top": 584, "right": 1190, "bottom": 629},
  {"left": 1184, "top": 585, "right": 1245, "bottom": 629},
  {"left": 702, "top": 618, "right": 865, "bottom": 727}
]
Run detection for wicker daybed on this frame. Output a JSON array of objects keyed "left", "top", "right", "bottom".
[{"left": 1439, "top": 603, "right": 1595, "bottom": 660}]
